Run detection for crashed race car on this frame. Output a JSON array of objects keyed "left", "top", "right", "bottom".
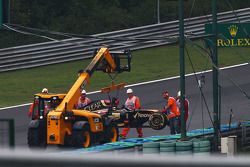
[{"left": 82, "top": 99, "right": 169, "bottom": 130}]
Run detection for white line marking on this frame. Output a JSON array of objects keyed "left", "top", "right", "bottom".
[
  {"left": 0, "top": 103, "right": 32, "bottom": 110},
  {"left": 125, "top": 62, "right": 249, "bottom": 87},
  {"left": 0, "top": 62, "right": 248, "bottom": 110}
]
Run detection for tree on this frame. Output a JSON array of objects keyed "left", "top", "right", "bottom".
[{"left": 9, "top": 0, "right": 250, "bottom": 35}]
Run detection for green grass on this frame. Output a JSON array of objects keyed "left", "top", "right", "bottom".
[{"left": 0, "top": 42, "right": 249, "bottom": 108}]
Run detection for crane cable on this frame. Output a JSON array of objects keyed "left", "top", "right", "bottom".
[
  {"left": 3, "top": 23, "right": 136, "bottom": 48},
  {"left": 3, "top": 24, "right": 57, "bottom": 41},
  {"left": 185, "top": 0, "right": 217, "bottom": 133},
  {"left": 185, "top": 37, "right": 250, "bottom": 101},
  {"left": 184, "top": 46, "right": 218, "bottom": 135},
  {"left": 5, "top": 23, "right": 179, "bottom": 43}
]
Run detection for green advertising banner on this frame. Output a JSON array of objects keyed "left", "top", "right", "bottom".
[{"left": 205, "top": 23, "right": 250, "bottom": 47}]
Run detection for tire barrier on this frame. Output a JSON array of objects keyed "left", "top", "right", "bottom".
[
  {"left": 159, "top": 139, "right": 211, "bottom": 155},
  {"left": 122, "top": 138, "right": 158, "bottom": 145},
  {"left": 159, "top": 140, "right": 176, "bottom": 155},
  {"left": 150, "top": 134, "right": 181, "bottom": 140},
  {"left": 76, "top": 141, "right": 137, "bottom": 153},
  {"left": 175, "top": 151, "right": 193, "bottom": 156},
  {"left": 104, "top": 141, "right": 136, "bottom": 148},
  {"left": 143, "top": 142, "right": 160, "bottom": 154},
  {"left": 192, "top": 139, "right": 211, "bottom": 156},
  {"left": 64, "top": 121, "right": 243, "bottom": 154},
  {"left": 188, "top": 123, "right": 239, "bottom": 136},
  {"left": 189, "top": 128, "right": 214, "bottom": 135},
  {"left": 104, "top": 142, "right": 137, "bottom": 153},
  {"left": 241, "top": 121, "right": 250, "bottom": 126},
  {"left": 160, "top": 140, "right": 176, "bottom": 147},
  {"left": 175, "top": 141, "right": 193, "bottom": 155},
  {"left": 79, "top": 145, "right": 115, "bottom": 153}
]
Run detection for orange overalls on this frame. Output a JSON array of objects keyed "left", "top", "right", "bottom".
[
  {"left": 121, "top": 95, "right": 143, "bottom": 138},
  {"left": 166, "top": 97, "right": 180, "bottom": 119},
  {"left": 165, "top": 97, "right": 180, "bottom": 134}
]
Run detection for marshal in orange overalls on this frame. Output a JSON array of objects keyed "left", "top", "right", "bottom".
[{"left": 120, "top": 89, "right": 143, "bottom": 139}]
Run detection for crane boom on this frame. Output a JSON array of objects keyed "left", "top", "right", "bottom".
[
  {"left": 28, "top": 47, "right": 131, "bottom": 147},
  {"left": 55, "top": 47, "right": 128, "bottom": 112}
]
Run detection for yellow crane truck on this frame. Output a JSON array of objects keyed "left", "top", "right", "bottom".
[{"left": 28, "top": 47, "right": 131, "bottom": 148}]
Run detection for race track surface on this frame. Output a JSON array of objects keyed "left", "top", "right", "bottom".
[{"left": 1, "top": 64, "right": 250, "bottom": 148}]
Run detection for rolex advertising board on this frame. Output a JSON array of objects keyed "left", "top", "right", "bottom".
[{"left": 205, "top": 23, "right": 250, "bottom": 47}]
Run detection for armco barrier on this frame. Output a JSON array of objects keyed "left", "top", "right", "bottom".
[{"left": 0, "top": 8, "right": 250, "bottom": 72}]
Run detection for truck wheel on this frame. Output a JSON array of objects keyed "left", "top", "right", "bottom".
[
  {"left": 148, "top": 112, "right": 168, "bottom": 130},
  {"left": 27, "top": 127, "right": 47, "bottom": 148},
  {"left": 57, "top": 134, "right": 71, "bottom": 148},
  {"left": 103, "top": 123, "right": 119, "bottom": 143},
  {"left": 73, "top": 124, "right": 92, "bottom": 148}
]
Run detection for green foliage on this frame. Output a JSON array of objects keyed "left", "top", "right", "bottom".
[
  {"left": 0, "top": 29, "right": 49, "bottom": 48},
  {"left": 2, "top": 0, "right": 248, "bottom": 47},
  {"left": 9, "top": 0, "right": 250, "bottom": 35},
  {"left": 1, "top": 0, "right": 249, "bottom": 47}
]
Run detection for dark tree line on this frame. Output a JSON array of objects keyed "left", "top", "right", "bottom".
[{"left": 8, "top": 0, "right": 250, "bottom": 35}]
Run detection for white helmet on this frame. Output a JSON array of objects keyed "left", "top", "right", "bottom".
[
  {"left": 126, "top": 88, "right": 133, "bottom": 94},
  {"left": 81, "top": 89, "right": 86, "bottom": 94},
  {"left": 42, "top": 88, "right": 48, "bottom": 93},
  {"left": 177, "top": 91, "right": 181, "bottom": 97}
]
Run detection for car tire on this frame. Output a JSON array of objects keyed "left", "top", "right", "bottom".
[{"left": 148, "top": 112, "right": 168, "bottom": 130}]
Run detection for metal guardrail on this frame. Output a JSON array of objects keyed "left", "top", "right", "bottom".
[{"left": 0, "top": 8, "right": 250, "bottom": 72}]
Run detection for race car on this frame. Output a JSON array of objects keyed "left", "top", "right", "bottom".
[{"left": 82, "top": 99, "right": 169, "bottom": 130}]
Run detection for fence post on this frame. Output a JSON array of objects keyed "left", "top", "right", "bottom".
[
  {"left": 8, "top": 119, "right": 15, "bottom": 147},
  {"left": 0, "top": 119, "right": 15, "bottom": 148}
]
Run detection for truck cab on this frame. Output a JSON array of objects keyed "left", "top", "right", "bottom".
[
  {"left": 28, "top": 93, "right": 65, "bottom": 148},
  {"left": 30, "top": 93, "right": 66, "bottom": 120}
]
